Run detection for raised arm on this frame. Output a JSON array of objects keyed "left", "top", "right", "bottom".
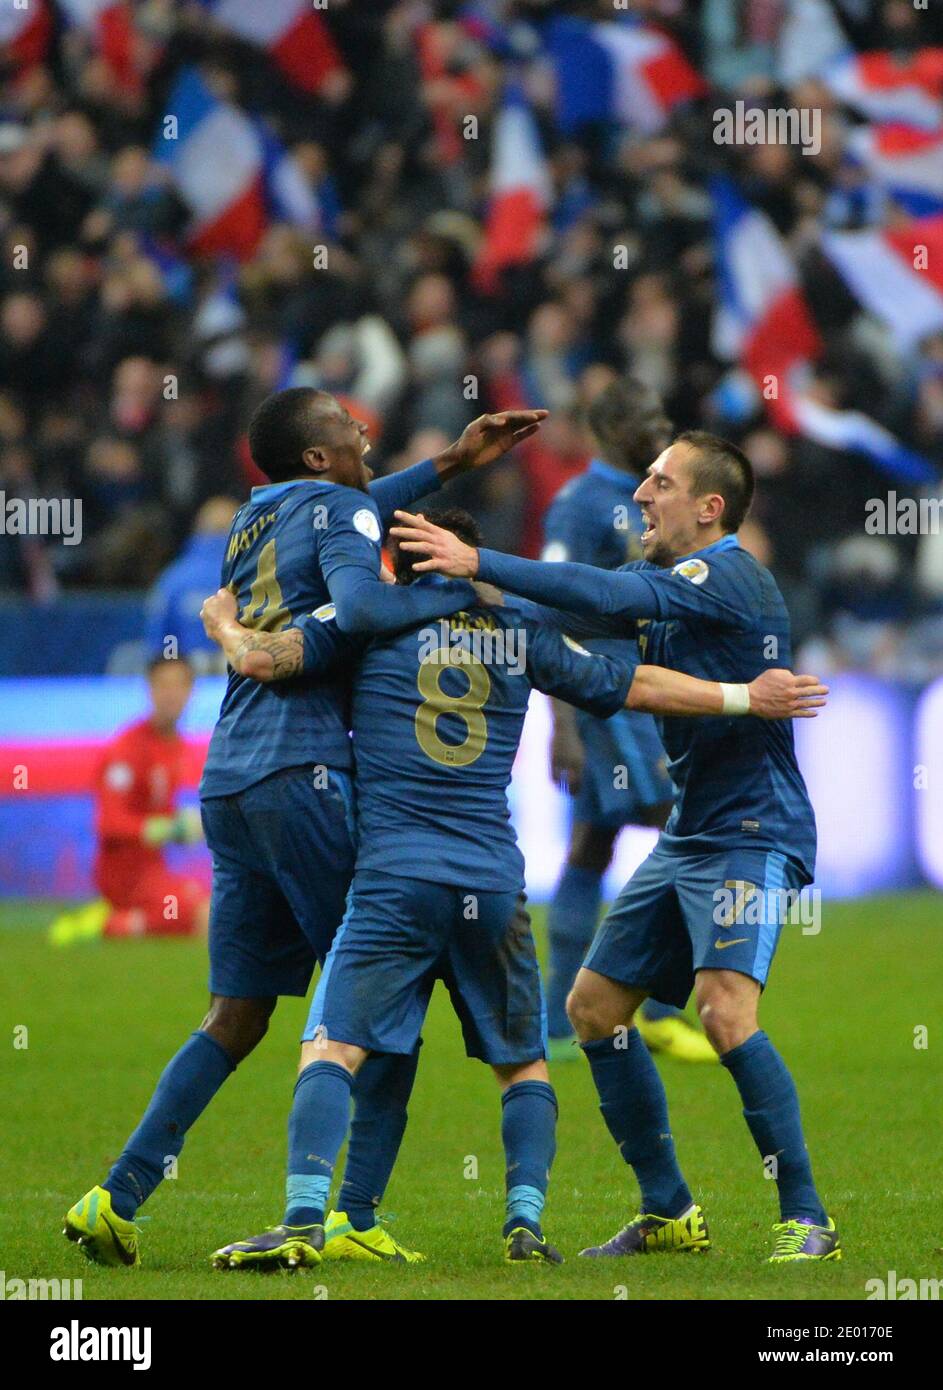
[
  {"left": 390, "top": 511, "right": 749, "bottom": 628},
  {"left": 369, "top": 412, "right": 548, "bottom": 525}
]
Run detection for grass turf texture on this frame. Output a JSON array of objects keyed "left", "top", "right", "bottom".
[{"left": 1, "top": 893, "right": 939, "bottom": 1302}]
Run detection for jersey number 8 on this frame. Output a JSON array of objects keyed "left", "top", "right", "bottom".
[{"left": 415, "top": 651, "right": 491, "bottom": 767}]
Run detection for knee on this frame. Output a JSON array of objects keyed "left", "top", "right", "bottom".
[
  {"left": 566, "top": 984, "right": 623, "bottom": 1042},
  {"left": 200, "top": 996, "right": 276, "bottom": 1064},
  {"left": 695, "top": 991, "right": 754, "bottom": 1057}
]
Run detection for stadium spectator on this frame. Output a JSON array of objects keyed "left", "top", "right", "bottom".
[{"left": 1, "top": 0, "right": 941, "bottom": 676}]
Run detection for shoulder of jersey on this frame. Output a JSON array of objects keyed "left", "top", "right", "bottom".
[
  {"left": 671, "top": 556, "right": 711, "bottom": 586},
  {"left": 323, "top": 489, "right": 381, "bottom": 542}
]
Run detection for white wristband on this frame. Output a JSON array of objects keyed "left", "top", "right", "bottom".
[{"left": 720, "top": 682, "right": 751, "bottom": 716}]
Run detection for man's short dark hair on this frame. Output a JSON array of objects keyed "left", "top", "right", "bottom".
[
  {"left": 247, "top": 388, "right": 335, "bottom": 483},
  {"left": 673, "top": 430, "right": 755, "bottom": 533},
  {"left": 586, "top": 379, "right": 672, "bottom": 477},
  {"left": 392, "top": 505, "right": 482, "bottom": 585},
  {"left": 146, "top": 653, "right": 193, "bottom": 678}
]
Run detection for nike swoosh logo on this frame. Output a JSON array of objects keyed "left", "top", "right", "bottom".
[
  {"left": 102, "top": 1212, "right": 137, "bottom": 1266},
  {"left": 714, "top": 937, "right": 749, "bottom": 950}
]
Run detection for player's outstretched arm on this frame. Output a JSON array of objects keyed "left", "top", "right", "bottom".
[
  {"left": 433, "top": 411, "right": 548, "bottom": 480},
  {"left": 369, "top": 412, "right": 547, "bottom": 523},
  {"left": 200, "top": 589, "right": 304, "bottom": 683},
  {"left": 628, "top": 665, "right": 828, "bottom": 719},
  {"left": 391, "top": 510, "right": 658, "bottom": 620}
]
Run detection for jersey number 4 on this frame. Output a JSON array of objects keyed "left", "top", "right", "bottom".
[
  {"left": 240, "top": 540, "right": 291, "bottom": 633},
  {"left": 415, "top": 652, "right": 491, "bottom": 767}
]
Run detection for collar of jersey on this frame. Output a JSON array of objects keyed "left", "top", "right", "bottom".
[
  {"left": 588, "top": 458, "right": 638, "bottom": 488},
  {"left": 250, "top": 478, "right": 334, "bottom": 503},
  {"left": 674, "top": 533, "right": 740, "bottom": 564}
]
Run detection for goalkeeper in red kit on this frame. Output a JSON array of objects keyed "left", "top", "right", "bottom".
[{"left": 50, "top": 658, "right": 210, "bottom": 945}]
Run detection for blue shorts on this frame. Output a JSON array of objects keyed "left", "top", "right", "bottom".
[
  {"left": 572, "top": 709, "right": 672, "bottom": 829},
  {"left": 303, "top": 870, "right": 547, "bottom": 1065},
  {"left": 584, "top": 844, "right": 807, "bottom": 1008},
  {"left": 201, "top": 765, "right": 357, "bottom": 999}
]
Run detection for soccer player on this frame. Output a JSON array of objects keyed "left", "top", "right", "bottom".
[
  {"left": 541, "top": 379, "right": 714, "bottom": 1063},
  {"left": 62, "top": 389, "right": 546, "bottom": 1267},
  {"left": 49, "top": 655, "right": 208, "bottom": 947},
  {"left": 203, "top": 507, "right": 826, "bottom": 1267},
  {"left": 391, "top": 430, "right": 841, "bottom": 1263}
]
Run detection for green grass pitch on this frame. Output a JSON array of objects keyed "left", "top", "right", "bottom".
[{"left": 1, "top": 893, "right": 940, "bottom": 1301}]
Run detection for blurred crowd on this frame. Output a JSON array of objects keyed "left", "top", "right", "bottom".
[{"left": 1, "top": 0, "right": 943, "bottom": 677}]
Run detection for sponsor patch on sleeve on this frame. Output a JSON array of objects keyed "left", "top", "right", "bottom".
[
  {"left": 562, "top": 634, "right": 590, "bottom": 656},
  {"left": 352, "top": 507, "right": 381, "bottom": 543},
  {"left": 311, "top": 603, "right": 336, "bottom": 623},
  {"left": 672, "top": 557, "right": 709, "bottom": 585}
]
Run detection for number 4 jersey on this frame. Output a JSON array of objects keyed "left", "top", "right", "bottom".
[
  {"left": 200, "top": 466, "right": 474, "bottom": 799},
  {"left": 299, "top": 576, "right": 634, "bottom": 892}
]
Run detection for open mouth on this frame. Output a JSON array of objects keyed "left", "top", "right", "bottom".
[{"left": 641, "top": 516, "right": 656, "bottom": 542}]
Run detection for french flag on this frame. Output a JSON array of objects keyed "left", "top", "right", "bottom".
[
  {"left": 258, "top": 125, "right": 341, "bottom": 240},
  {"left": 822, "top": 48, "right": 943, "bottom": 130},
  {"left": 209, "top": 0, "right": 347, "bottom": 98},
  {"left": 153, "top": 68, "right": 268, "bottom": 262},
  {"left": 822, "top": 213, "right": 943, "bottom": 351},
  {"left": 0, "top": 0, "right": 53, "bottom": 70},
  {"left": 713, "top": 179, "right": 935, "bottom": 484},
  {"left": 58, "top": 1, "right": 140, "bottom": 91},
  {"left": 547, "top": 17, "right": 706, "bottom": 136},
  {"left": 474, "top": 84, "right": 551, "bottom": 293},
  {"left": 846, "top": 124, "right": 943, "bottom": 217}
]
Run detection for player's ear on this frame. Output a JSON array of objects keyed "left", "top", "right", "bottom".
[
  {"left": 301, "top": 446, "right": 330, "bottom": 476},
  {"left": 700, "top": 492, "right": 725, "bottom": 525}
]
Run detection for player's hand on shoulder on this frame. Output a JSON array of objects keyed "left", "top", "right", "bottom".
[{"left": 748, "top": 669, "right": 829, "bottom": 720}]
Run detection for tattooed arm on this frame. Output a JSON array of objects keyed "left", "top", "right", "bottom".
[{"left": 200, "top": 588, "right": 304, "bottom": 683}]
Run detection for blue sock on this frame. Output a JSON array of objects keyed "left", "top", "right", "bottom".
[
  {"left": 721, "top": 1030, "right": 826, "bottom": 1224},
  {"left": 546, "top": 865, "right": 602, "bottom": 1038},
  {"left": 103, "top": 1031, "right": 235, "bottom": 1221},
  {"left": 582, "top": 1029, "right": 692, "bottom": 1218},
  {"left": 283, "top": 1061, "right": 353, "bottom": 1228},
  {"left": 338, "top": 1049, "right": 420, "bottom": 1231},
  {"left": 640, "top": 998, "right": 683, "bottom": 1023},
  {"left": 501, "top": 1080, "right": 557, "bottom": 1239}
]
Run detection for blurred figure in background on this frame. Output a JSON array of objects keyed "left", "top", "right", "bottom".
[
  {"left": 541, "top": 379, "right": 717, "bottom": 1064},
  {"left": 144, "top": 496, "right": 241, "bottom": 671},
  {"left": 49, "top": 657, "right": 208, "bottom": 945}
]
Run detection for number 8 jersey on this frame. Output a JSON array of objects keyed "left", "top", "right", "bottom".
[{"left": 324, "top": 579, "right": 634, "bottom": 892}]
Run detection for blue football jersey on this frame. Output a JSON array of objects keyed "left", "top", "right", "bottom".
[
  {"left": 476, "top": 535, "right": 818, "bottom": 880},
  {"left": 300, "top": 580, "right": 633, "bottom": 890},
  {"left": 200, "top": 463, "right": 474, "bottom": 798},
  {"left": 541, "top": 458, "right": 645, "bottom": 666}
]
